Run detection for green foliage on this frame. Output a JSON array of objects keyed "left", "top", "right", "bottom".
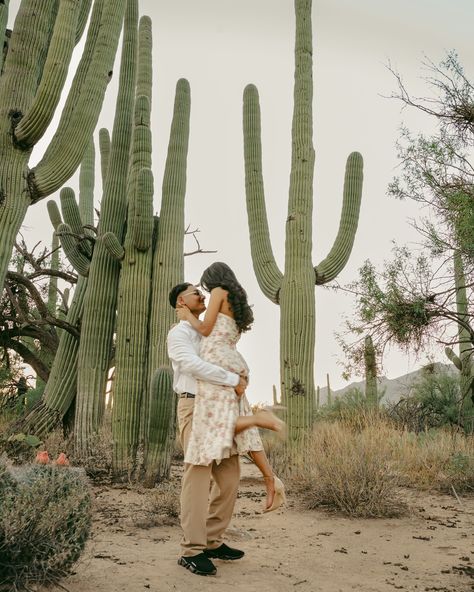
[
  {"left": 0, "top": 464, "right": 92, "bottom": 591},
  {"left": 7, "top": 433, "right": 42, "bottom": 447},
  {"left": 387, "top": 368, "right": 468, "bottom": 432},
  {"left": 346, "top": 248, "right": 445, "bottom": 354},
  {"left": 410, "top": 370, "right": 462, "bottom": 427}
]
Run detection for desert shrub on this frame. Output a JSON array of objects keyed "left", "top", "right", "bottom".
[
  {"left": 315, "top": 387, "right": 388, "bottom": 429},
  {"left": 393, "top": 428, "right": 474, "bottom": 492},
  {"left": 294, "top": 421, "right": 406, "bottom": 517},
  {"left": 387, "top": 370, "right": 466, "bottom": 432},
  {"left": 46, "top": 414, "right": 114, "bottom": 483},
  {"left": 0, "top": 463, "right": 92, "bottom": 591},
  {"left": 132, "top": 480, "right": 180, "bottom": 528}
]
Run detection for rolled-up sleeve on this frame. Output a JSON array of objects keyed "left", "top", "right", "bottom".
[{"left": 168, "top": 326, "right": 239, "bottom": 387}]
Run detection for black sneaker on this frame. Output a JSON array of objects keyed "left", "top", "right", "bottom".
[
  {"left": 178, "top": 553, "right": 217, "bottom": 576},
  {"left": 204, "top": 543, "right": 245, "bottom": 561}
]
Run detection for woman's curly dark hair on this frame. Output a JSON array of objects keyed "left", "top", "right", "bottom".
[{"left": 200, "top": 262, "right": 254, "bottom": 333}]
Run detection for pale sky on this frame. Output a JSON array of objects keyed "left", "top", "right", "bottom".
[{"left": 10, "top": 0, "right": 474, "bottom": 403}]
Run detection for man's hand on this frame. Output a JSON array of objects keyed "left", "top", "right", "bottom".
[
  {"left": 176, "top": 304, "right": 192, "bottom": 322},
  {"left": 234, "top": 375, "right": 247, "bottom": 398}
]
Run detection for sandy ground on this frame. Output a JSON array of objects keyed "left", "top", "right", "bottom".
[{"left": 53, "top": 462, "right": 473, "bottom": 592}]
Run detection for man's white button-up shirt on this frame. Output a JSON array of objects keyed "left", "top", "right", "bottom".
[{"left": 167, "top": 320, "right": 239, "bottom": 394}]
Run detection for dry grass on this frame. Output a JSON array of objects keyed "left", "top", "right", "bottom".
[
  {"left": 41, "top": 415, "right": 114, "bottom": 482},
  {"left": 261, "top": 412, "right": 473, "bottom": 517},
  {"left": 393, "top": 428, "right": 474, "bottom": 493},
  {"left": 132, "top": 480, "right": 181, "bottom": 528},
  {"left": 294, "top": 421, "right": 406, "bottom": 517}
]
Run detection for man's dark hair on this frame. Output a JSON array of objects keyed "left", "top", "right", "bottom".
[{"left": 169, "top": 282, "right": 192, "bottom": 308}]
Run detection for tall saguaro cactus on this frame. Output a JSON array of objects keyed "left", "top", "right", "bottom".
[
  {"left": 17, "top": 140, "right": 95, "bottom": 438},
  {"left": 364, "top": 335, "right": 378, "bottom": 406},
  {"left": 108, "top": 15, "right": 154, "bottom": 477},
  {"left": 143, "top": 77, "right": 191, "bottom": 484},
  {"left": 0, "top": 0, "right": 126, "bottom": 291},
  {"left": 74, "top": 0, "right": 138, "bottom": 455},
  {"left": 243, "top": 0, "right": 363, "bottom": 442},
  {"left": 445, "top": 251, "right": 474, "bottom": 429}
]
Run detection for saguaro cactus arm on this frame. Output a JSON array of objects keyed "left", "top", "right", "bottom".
[
  {"left": 61, "top": 186, "right": 93, "bottom": 257},
  {"left": 56, "top": 223, "right": 91, "bottom": 276},
  {"left": 243, "top": 84, "right": 283, "bottom": 304},
  {"left": 30, "top": 0, "right": 127, "bottom": 200},
  {"left": 47, "top": 200, "right": 63, "bottom": 230},
  {"left": 136, "top": 16, "right": 152, "bottom": 101},
  {"left": 0, "top": 1, "right": 58, "bottom": 115},
  {"left": 99, "top": 128, "right": 111, "bottom": 186},
  {"left": 79, "top": 138, "right": 95, "bottom": 227},
  {"left": 60, "top": 188, "right": 85, "bottom": 237},
  {"left": 130, "top": 167, "right": 154, "bottom": 252},
  {"left": 314, "top": 152, "right": 364, "bottom": 284},
  {"left": 102, "top": 232, "right": 125, "bottom": 261},
  {"left": 0, "top": 1, "right": 9, "bottom": 73},
  {"left": 75, "top": 0, "right": 93, "bottom": 44},
  {"left": 445, "top": 346, "right": 462, "bottom": 371},
  {"left": 13, "top": 0, "right": 81, "bottom": 148}
]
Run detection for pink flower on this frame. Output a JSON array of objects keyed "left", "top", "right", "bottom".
[
  {"left": 35, "top": 451, "right": 50, "bottom": 464},
  {"left": 55, "top": 453, "right": 70, "bottom": 466}
]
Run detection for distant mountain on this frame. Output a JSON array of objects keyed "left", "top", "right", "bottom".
[{"left": 317, "top": 362, "right": 458, "bottom": 406}]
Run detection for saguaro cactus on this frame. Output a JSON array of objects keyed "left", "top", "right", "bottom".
[
  {"left": 445, "top": 251, "right": 474, "bottom": 428},
  {"left": 364, "top": 334, "right": 378, "bottom": 406},
  {"left": 0, "top": 0, "right": 126, "bottom": 291},
  {"left": 17, "top": 141, "right": 95, "bottom": 438},
  {"left": 108, "top": 15, "right": 154, "bottom": 477},
  {"left": 243, "top": 0, "right": 363, "bottom": 442},
  {"left": 143, "top": 77, "right": 191, "bottom": 483},
  {"left": 74, "top": 0, "right": 138, "bottom": 455}
]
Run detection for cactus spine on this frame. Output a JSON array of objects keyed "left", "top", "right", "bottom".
[
  {"left": 0, "top": 0, "right": 126, "bottom": 291},
  {"left": 364, "top": 334, "right": 378, "bottom": 406},
  {"left": 243, "top": 0, "right": 363, "bottom": 443}
]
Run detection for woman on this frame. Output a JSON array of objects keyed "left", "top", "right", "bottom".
[{"left": 176, "top": 261, "right": 285, "bottom": 512}]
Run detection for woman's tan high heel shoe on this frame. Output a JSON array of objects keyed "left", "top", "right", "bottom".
[{"left": 263, "top": 475, "right": 286, "bottom": 513}]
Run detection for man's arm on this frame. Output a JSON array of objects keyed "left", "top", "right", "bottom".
[{"left": 168, "top": 326, "right": 240, "bottom": 387}]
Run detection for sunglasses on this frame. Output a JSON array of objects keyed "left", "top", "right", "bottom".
[{"left": 181, "top": 288, "right": 204, "bottom": 298}]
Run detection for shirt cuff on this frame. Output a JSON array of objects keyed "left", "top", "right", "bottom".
[{"left": 228, "top": 372, "right": 240, "bottom": 387}]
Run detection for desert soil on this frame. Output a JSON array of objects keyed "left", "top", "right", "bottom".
[{"left": 51, "top": 462, "right": 473, "bottom": 592}]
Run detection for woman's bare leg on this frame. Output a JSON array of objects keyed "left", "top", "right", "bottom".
[
  {"left": 234, "top": 409, "right": 284, "bottom": 435},
  {"left": 248, "top": 450, "right": 276, "bottom": 509}
]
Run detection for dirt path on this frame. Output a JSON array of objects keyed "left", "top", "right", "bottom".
[{"left": 57, "top": 463, "right": 473, "bottom": 592}]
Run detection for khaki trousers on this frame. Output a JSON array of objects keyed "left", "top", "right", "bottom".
[{"left": 177, "top": 397, "right": 240, "bottom": 557}]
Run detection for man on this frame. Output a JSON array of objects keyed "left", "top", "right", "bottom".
[{"left": 167, "top": 282, "right": 247, "bottom": 576}]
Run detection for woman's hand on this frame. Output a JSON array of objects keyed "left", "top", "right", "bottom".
[{"left": 176, "top": 304, "right": 193, "bottom": 321}]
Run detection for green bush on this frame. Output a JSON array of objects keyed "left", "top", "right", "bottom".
[
  {"left": 0, "top": 463, "right": 92, "bottom": 591},
  {"left": 387, "top": 369, "right": 467, "bottom": 432}
]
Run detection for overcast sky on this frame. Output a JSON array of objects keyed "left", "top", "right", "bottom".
[{"left": 10, "top": 0, "right": 474, "bottom": 403}]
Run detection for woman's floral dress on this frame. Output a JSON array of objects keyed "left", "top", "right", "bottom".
[{"left": 184, "top": 313, "right": 264, "bottom": 465}]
